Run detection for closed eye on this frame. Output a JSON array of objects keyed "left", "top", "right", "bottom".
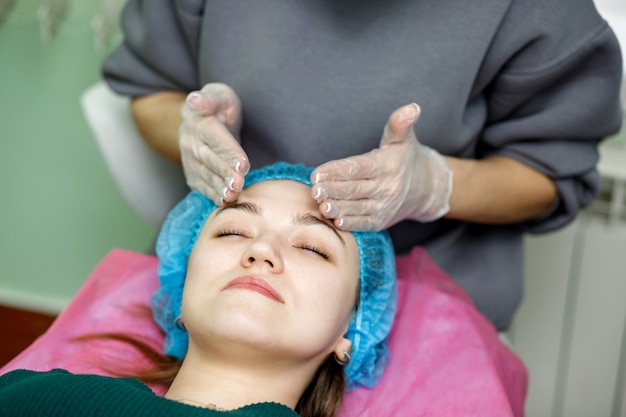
[
  {"left": 297, "top": 244, "right": 331, "bottom": 260},
  {"left": 215, "top": 228, "right": 250, "bottom": 238}
]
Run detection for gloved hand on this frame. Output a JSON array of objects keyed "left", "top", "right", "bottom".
[
  {"left": 179, "top": 83, "right": 250, "bottom": 205},
  {"left": 311, "top": 103, "right": 453, "bottom": 231}
]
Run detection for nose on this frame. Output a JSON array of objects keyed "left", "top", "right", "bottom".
[{"left": 241, "top": 235, "right": 284, "bottom": 273}]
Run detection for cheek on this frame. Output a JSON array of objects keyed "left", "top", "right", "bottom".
[
  {"left": 182, "top": 246, "right": 234, "bottom": 318},
  {"left": 185, "top": 244, "right": 235, "bottom": 290},
  {"left": 298, "top": 266, "right": 358, "bottom": 323},
  {"left": 190, "top": 240, "right": 239, "bottom": 269}
]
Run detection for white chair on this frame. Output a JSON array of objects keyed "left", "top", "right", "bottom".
[{"left": 80, "top": 82, "right": 188, "bottom": 228}]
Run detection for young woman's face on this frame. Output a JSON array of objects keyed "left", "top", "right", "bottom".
[{"left": 182, "top": 180, "right": 359, "bottom": 365}]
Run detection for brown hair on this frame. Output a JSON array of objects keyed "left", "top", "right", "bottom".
[{"left": 77, "top": 330, "right": 346, "bottom": 417}]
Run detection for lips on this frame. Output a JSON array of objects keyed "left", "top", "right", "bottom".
[{"left": 222, "top": 275, "right": 285, "bottom": 303}]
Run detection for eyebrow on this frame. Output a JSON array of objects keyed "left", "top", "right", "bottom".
[
  {"left": 214, "top": 201, "right": 346, "bottom": 246},
  {"left": 292, "top": 213, "right": 346, "bottom": 246},
  {"left": 214, "top": 202, "right": 260, "bottom": 216}
]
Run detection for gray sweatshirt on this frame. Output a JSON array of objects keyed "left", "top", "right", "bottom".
[{"left": 103, "top": 0, "right": 623, "bottom": 330}]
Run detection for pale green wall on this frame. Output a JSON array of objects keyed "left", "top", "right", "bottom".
[{"left": 0, "top": 2, "right": 155, "bottom": 312}]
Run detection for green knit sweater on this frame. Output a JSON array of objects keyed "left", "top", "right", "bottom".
[{"left": 0, "top": 369, "right": 298, "bottom": 416}]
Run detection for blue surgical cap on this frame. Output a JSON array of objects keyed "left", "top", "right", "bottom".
[{"left": 152, "top": 162, "right": 397, "bottom": 390}]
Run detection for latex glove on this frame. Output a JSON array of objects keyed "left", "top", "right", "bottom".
[
  {"left": 311, "top": 103, "right": 453, "bottom": 231},
  {"left": 179, "top": 83, "right": 250, "bottom": 205}
]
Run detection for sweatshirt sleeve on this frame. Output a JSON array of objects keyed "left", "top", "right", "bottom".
[
  {"left": 480, "top": 0, "right": 623, "bottom": 233},
  {"left": 102, "top": 0, "right": 205, "bottom": 97}
]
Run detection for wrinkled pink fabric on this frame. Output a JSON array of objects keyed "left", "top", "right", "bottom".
[
  {"left": 1, "top": 250, "right": 163, "bottom": 377},
  {"left": 1, "top": 248, "right": 526, "bottom": 416},
  {"left": 340, "top": 247, "right": 527, "bottom": 417}
]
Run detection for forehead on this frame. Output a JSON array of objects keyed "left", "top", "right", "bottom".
[{"left": 238, "top": 180, "right": 318, "bottom": 211}]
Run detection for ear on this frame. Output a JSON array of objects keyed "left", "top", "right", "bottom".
[{"left": 333, "top": 336, "right": 352, "bottom": 362}]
